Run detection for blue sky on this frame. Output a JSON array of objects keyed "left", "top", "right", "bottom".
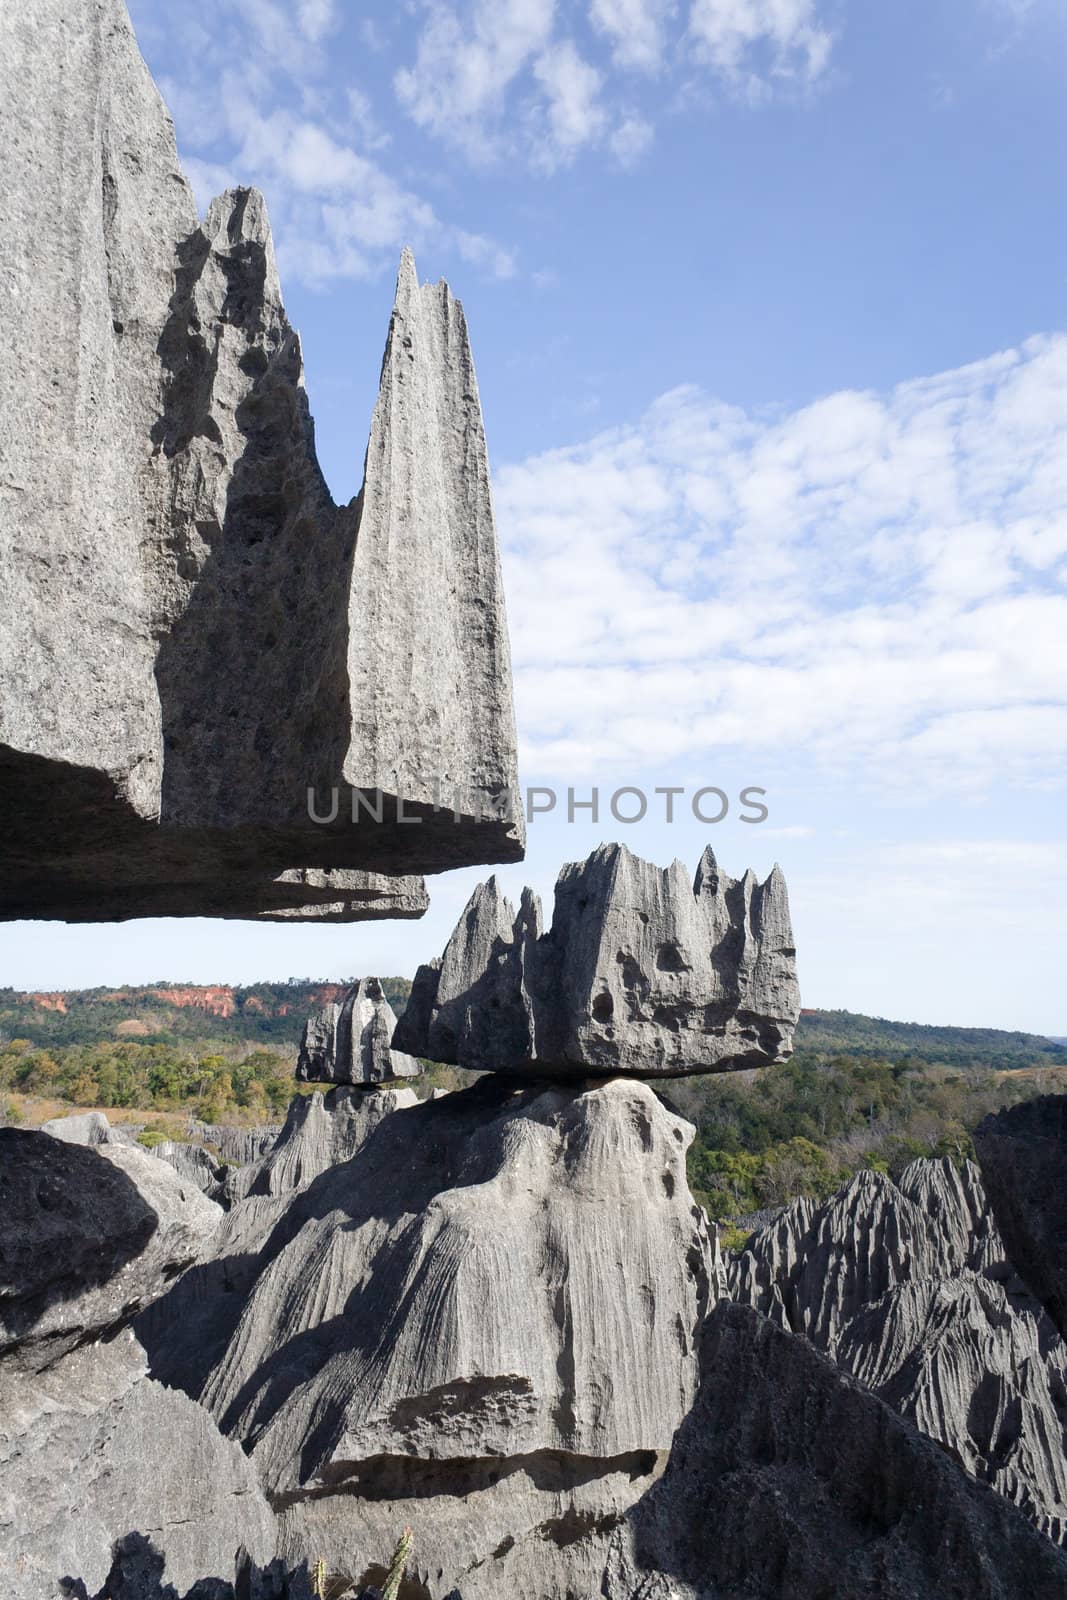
[{"left": 8, "top": 0, "right": 1067, "bottom": 1031}]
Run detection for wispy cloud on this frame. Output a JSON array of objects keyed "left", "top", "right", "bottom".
[
  {"left": 392, "top": 0, "right": 838, "bottom": 170},
  {"left": 496, "top": 336, "right": 1067, "bottom": 790},
  {"left": 688, "top": 0, "right": 834, "bottom": 99},
  {"left": 134, "top": 0, "right": 515, "bottom": 288}
]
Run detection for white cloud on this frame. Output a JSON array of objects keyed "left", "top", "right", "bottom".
[
  {"left": 496, "top": 335, "right": 1067, "bottom": 792},
  {"left": 394, "top": 0, "right": 557, "bottom": 160},
  {"left": 688, "top": 0, "right": 834, "bottom": 98},
  {"left": 138, "top": 1, "right": 516, "bottom": 289},
  {"left": 296, "top": 0, "right": 338, "bottom": 42},
  {"left": 393, "top": 0, "right": 836, "bottom": 170},
  {"left": 589, "top": 0, "right": 678, "bottom": 71},
  {"left": 347, "top": 87, "right": 392, "bottom": 151},
  {"left": 609, "top": 113, "right": 655, "bottom": 164},
  {"left": 531, "top": 40, "right": 608, "bottom": 170}
]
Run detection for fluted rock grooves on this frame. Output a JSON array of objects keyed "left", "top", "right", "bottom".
[
  {"left": 729, "top": 1159, "right": 1067, "bottom": 1545},
  {"left": 0, "top": 0, "right": 521, "bottom": 922}
]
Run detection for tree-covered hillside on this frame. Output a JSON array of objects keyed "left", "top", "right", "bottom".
[
  {"left": 2, "top": 986, "right": 1063, "bottom": 1209},
  {"left": 796, "top": 1009, "right": 1067, "bottom": 1070}
]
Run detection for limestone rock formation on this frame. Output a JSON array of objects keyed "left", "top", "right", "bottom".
[
  {"left": 188, "top": 1122, "right": 282, "bottom": 1165},
  {"left": 0, "top": 1129, "right": 285, "bottom": 1600},
  {"left": 38, "top": 1111, "right": 134, "bottom": 1147},
  {"left": 135, "top": 1085, "right": 421, "bottom": 1404},
  {"left": 226, "top": 1084, "right": 420, "bottom": 1203},
  {"left": 139, "top": 1078, "right": 715, "bottom": 1596},
  {"left": 729, "top": 1160, "right": 1067, "bottom": 1545},
  {"left": 601, "top": 1302, "right": 1067, "bottom": 1600},
  {"left": 0, "top": 1128, "right": 220, "bottom": 1369},
  {"left": 152, "top": 1139, "right": 229, "bottom": 1200},
  {"left": 975, "top": 1095, "right": 1067, "bottom": 1341},
  {"left": 394, "top": 842, "right": 800, "bottom": 1078},
  {"left": 0, "top": 1331, "right": 277, "bottom": 1600},
  {"left": 0, "top": 0, "right": 521, "bottom": 923},
  {"left": 297, "top": 977, "right": 421, "bottom": 1085},
  {"left": 36, "top": 869, "right": 431, "bottom": 926}
]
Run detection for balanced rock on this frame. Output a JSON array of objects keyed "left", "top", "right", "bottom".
[
  {"left": 729, "top": 1159, "right": 1067, "bottom": 1545},
  {"left": 975, "top": 1095, "right": 1067, "bottom": 1341},
  {"left": 0, "top": 0, "right": 521, "bottom": 923},
  {"left": 297, "top": 977, "right": 421, "bottom": 1085},
  {"left": 394, "top": 842, "right": 800, "bottom": 1078}
]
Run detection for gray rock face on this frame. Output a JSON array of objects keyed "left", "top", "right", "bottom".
[
  {"left": 0, "top": 1331, "right": 277, "bottom": 1600},
  {"left": 152, "top": 1139, "right": 228, "bottom": 1200},
  {"left": 975, "top": 1095, "right": 1067, "bottom": 1341},
  {"left": 135, "top": 1086, "right": 420, "bottom": 1405},
  {"left": 0, "top": 0, "right": 521, "bottom": 923},
  {"left": 143, "top": 1078, "right": 714, "bottom": 1596},
  {"left": 601, "top": 1302, "right": 1067, "bottom": 1600},
  {"left": 38, "top": 1111, "right": 132, "bottom": 1147},
  {"left": 225, "top": 1085, "right": 420, "bottom": 1204},
  {"left": 188, "top": 1122, "right": 282, "bottom": 1166},
  {"left": 394, "top": 843, "right": 800, "bottom": 1078},
  {"left": 0, "top": 1128, "right": 220, "bottom": 1369},
  {"left": 297, "top": 978, "right": 421, "bottom": 1085},
  {"left": 728, "top": 1159, "right": 1067, "bottom": 1545},
  {"left": 0, "top": 1127, "right": 287, "bottom": 1600},
  {"left": 39, "top": 869, "right": 431, "bottom": 925}
]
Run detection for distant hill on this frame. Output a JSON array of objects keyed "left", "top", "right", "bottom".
[
  {"left": 795, "top": 1009, "right": 1067, "bottom": 1072},
  {"left": 0, "top": 980, "right": 412, "bottom": 1051},
  {"left": 0, "top": 985, "right": 1062, "bottom": 1073}
]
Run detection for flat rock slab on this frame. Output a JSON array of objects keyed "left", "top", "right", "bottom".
[{"left": 395, "top": 841, "right": 800, "bottom": 1078}]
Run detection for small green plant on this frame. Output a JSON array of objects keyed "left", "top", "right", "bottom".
[
  {"left": 381, "top": 1527, "right": 413, "bottom": 1600},
  {"left": 137, "top": 1128, "right": 168, "bottom": 1148},
  {"left": 718, "top": 1223, "right": 753, "bottom": 1254}
]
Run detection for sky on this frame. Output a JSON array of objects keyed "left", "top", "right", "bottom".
[{"left": 6, "top": 0, "right": 1067, "bottom": 1031}]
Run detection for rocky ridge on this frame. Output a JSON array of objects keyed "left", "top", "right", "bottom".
[{"left": 975, "top": 1095, "right": 1067, "bottom": 1342}]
